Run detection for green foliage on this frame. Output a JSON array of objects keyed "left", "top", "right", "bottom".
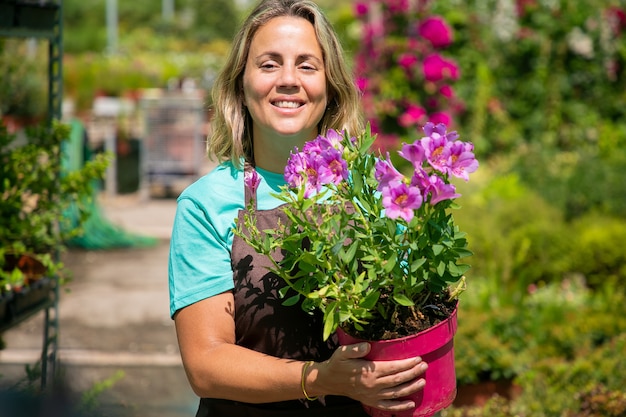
[
  {"left": 569, "top": 213, "right": 626, "bottom": 289},
  {"left": 63, "top": 0, "right": 242, "bottom": 53},
  {"left": 510, "top": 145, "right": 626, "bottom": 220},
  {"left": 63, "top": 46, "right": 228, "bottom": 111},
  {"left": 0, "top": 121, "right": 110, "bottom": 288},
  {"left": 452, "top": 166, "right": 572, "bottom": 297},
  {"left": 449, "top": 280, "right": 626, "bottom": 416},
  {"left": 0, "top": 40, "right": 47, "bottom": 119},
  {"left": 430, "top": 0, "right": 626, "bottom": 157},
  {"left": 454, "top": 308, "right": 529, "bottom": 385}
]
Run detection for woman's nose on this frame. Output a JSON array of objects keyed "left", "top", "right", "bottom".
[{"left": 278, "top": 66, "right": 299, "bottom": 88}]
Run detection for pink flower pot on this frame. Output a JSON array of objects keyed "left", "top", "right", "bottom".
[{"left": 336, "top": 307, "right": 458, "bottom": 417}]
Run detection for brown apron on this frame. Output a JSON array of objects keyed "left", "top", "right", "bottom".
[{"left": 195, "top": 165, "right": 369, "bottom": 416}]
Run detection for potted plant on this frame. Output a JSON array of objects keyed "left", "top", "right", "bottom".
[
  {"left": 236, "top": 122, "right": 478, "bottom": 417},
  {"left": 0, "top": 120, "right": 110, "bottom": 323}
]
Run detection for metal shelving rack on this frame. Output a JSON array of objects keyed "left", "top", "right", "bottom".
[{"left": 0, "top": 0, "right": 64, "bottom": 388}]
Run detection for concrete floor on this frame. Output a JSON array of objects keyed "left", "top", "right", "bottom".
[{"left": 0, "top": 194, "right": 199, "bottom": 417}]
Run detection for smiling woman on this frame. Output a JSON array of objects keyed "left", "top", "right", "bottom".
[
  {"left": 242, "top": 15, "right": 329, "bottom": 172},
  {"left": 168, "top": 1, "right": 429, "bottom": 416}
]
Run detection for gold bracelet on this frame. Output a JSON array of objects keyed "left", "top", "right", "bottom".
[{"left": 300, "top": 360, "right": 318, "bottom": 401}]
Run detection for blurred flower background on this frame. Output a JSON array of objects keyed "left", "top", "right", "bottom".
[{"left": 2, "top": 0, "right": 626, "bottom": 415}]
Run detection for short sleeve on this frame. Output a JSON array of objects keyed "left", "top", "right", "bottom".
[{"left": 168, "top": 196, "right": 235, "bottom": 318}]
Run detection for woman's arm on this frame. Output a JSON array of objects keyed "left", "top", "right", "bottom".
[
  {"left": 175, "top": 291, "right": 306, "bottom": 403},
  {"left": 175, "top": 291, "right": 428, "bottom": 412}
]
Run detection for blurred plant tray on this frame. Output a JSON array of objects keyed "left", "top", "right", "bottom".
[
  {"left": 0, "top": 277, "right": 56, "bottom": 332},
  {"left": 9, "top": 276, "right": 55, "bottom": 317},
  {"left": 0, "top": 291, "right": 14, "bottom": 327}
]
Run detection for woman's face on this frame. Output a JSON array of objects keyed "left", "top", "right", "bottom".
[{"left": 243, "top": 16, "right": 328, "bottom": 170}]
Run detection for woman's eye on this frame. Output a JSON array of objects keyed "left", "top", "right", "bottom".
[{"left": 299, "top": 64, "right": 317, "bottom": 71}]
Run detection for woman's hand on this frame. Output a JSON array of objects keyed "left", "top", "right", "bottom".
[{"left": 307, "top": 343, "right": 428, "bottom": 412}]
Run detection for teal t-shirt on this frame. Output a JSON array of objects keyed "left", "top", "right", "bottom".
[{"left": 168, "top": 161, "right": 287, "bottom": 318}]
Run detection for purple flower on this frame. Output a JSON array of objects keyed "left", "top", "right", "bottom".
[
  {"left": 285, "top": 130, "right": 352, "bottom": 198},
  {"left": 244, "top": 168, "right": 261, "bottom": 198},
  {"left": 285, "top": 151, "right": 310, "bottom": 189},
  {"left": 421, "top": 132, "right": 451, "bottom": 174},
  {"left": 318, "top": 147, "right": 349, "bottom": 186},
  {"left": 418, "top": 16, "right": 453, "bottom": 48},
  {"left": 382, "top": 182, "right": 423, "bottom": 222},
  {"left": 426, "top": 175, "right": 461, "bottom": 205},
  {"left": 320, "top": 129, "right": 345, "bottom": 151},
  {"left": 423, "top": 122, "right": 459, "bottom": 142},
  {"left": 410, "top": 166, "right": 431, "bottom": 198},
  {"left": 399, "top": 141, "right": 426, "bottom": 168},
  {"left": 447, "top": 141, "right": 479, "bottom": 181},
  {"left": 374, "top": 153, "right": 405, "bottom": 190}
]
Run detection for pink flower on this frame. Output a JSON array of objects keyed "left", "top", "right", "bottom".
[
  {"left": 447, "top": 141, "right": 479, "bottom": 181},
  {"left": 354, "top": 2, "right": 369, "bottom": 17},
  {"left": 439, "top": 85, "right": 454, "bottom": 99},
  {"left": 381, "top": 182, "right": 423, "bottom": 222},
  {"left": 399, "top": 104, "right": 427, "bottom": 127},
  {"left": 387, "top": 0, "right": 410, "bottom": 14},
  {"left": 318, "top": 147, "right": 349, "bottom": 186},
  {"left": 356, "top": 77, "right": 368, "bottom": 93},
  {"left": 426, "top": 175, "right": 461, "bottom": 205},
  {"left": 284, "top": 152, "right": 309, "bottom": 189},
  {"left": 422, "top": 54, "right": 460, "bottom": 82},
  {"left": 418, "top": 16, "right": 453, "bottom": 48},
  {"left": 429, "top": 112, "right": 452, "bottom": 127},
  {"left": 399, "top": 141, "right": 426, "bottom": 167},
  {"left": 398, "top": 53, "right": 419, "bottom": 71},
  {"left": 375, "top": 153, "right": 405, "bottom": 189},
  {"left": 420, "top": 122, "right": 456, "bottom": 173},
  {"left": 244, "top": 168, "right": 261, "bottom": 198}
]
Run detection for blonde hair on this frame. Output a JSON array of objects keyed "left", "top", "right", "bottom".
[{"left": 207, "top": 0, "right": 363, "bottom": 169}]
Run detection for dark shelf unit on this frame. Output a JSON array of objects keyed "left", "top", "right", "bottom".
[
  {"left": 0, "top": 0, "right": 63, "bottom": 387},
  {"left": 0, "top": 0, "right": 64, "bottom": 123}
]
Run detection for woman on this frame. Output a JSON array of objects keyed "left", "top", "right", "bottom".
[{"left": 168, "top": 1, "right": 429, "bottom": 416}]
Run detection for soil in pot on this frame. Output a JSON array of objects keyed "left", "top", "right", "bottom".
[{"left": 343, "top": 291, "right": 458, "bottom": 341}]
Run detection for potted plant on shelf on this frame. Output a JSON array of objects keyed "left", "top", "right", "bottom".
[
  {"left": 0, "top": 120, "right": 110, "bottom": 325},
  {"left": 236, "top": 122, "right": 478, "bottom": 417}
]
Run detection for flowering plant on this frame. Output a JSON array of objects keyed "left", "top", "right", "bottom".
[
  {"left": 353, "top": 1, "right": 464, "bottom": 152},
  {"left": 235, "top": 123, "right": 478, "bottom": 341}
]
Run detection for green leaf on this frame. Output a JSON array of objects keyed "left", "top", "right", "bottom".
[
  {"left": 383, "top": 253, "right": 397, "bottom": 273},
  {"left": 409, "top": 258, "right": 426, "bottom": 273},
  {"left": 322, "top": 302, "right": 338, "bottom": 341},
  {"left": 393, "top": 293, "right": 414, "bottom": 307},
  {"left": 342, "top": 242, "right": 358, "bottom": 264},
  {"left": 360, "top": 290, "right": 380, "bottom": 309},
  {"left": 437, "top": 261, "right": 446, "bottom": 276},
  {"left": 283, "top": 294, "right": 300, "bottom": 306},
  {"left": 448, "top": 262, "right": 471, "bottom": 277}
]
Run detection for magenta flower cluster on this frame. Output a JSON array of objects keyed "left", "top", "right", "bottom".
[
  {"left": 375, "top": 122, "right": 478, "bottom": 222},
  {"left": 353, "top": 1, "right": 463, "bottom": 152},
  {"left": 282, "top": 123, "right": 478, "bottom": 224},
  {"left": 284, "top": 129, "right": 350, "bottom": 198}
]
